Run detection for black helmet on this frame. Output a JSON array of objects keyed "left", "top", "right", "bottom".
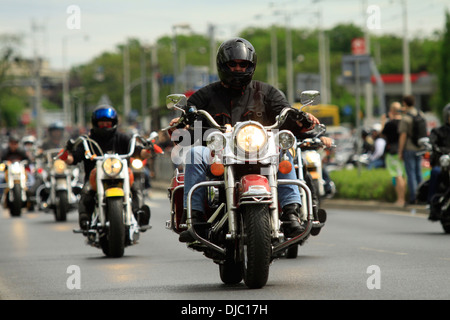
[
  {"left": 48, "top": 121, "right": 64, "bottom": 132},
  {"left": 216, "top": 38, "right": 257, "bottom": 89},
  {"left": 443, "top": 103, "right": 450, "bottom": 125},
  {"left": 91, "top": 105, "right": 118, "bottom": 139}
]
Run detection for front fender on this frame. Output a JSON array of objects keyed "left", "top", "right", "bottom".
[
  {"left": 105, "top": 187, "right": 125, "bottom": 197},
  {"left": 238, "top": 174, "right": 272, "bottom": 204}
]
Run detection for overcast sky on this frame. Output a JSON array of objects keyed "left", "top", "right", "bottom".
[{"left": 1, "top": 0, "right": 448, "bottom": 70}]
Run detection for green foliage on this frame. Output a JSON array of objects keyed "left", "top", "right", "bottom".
[
  {"left": 438, "top": 10, "right": 450, "bottom": 116},
  {"left": 329, "top": 168, "right": 397, "bottom": 202},
  {"left": 0, "top": 92, "right": 26, "bottom": 127}
]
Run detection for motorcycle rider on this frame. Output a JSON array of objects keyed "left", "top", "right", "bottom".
[
  {"left": 61, "top": 105, "right": 152, "bottom": 230},
  {"left": 39, "top": 122, "right": 65, "bottom": 151},
  {"left": 168, "top": 38, "right": 320, "bottom": 242},
  {"left": 1, "top": 135, "right": 31, "bottom": 204},
  {"left": 1, "top": 135, "right": 30, "bottom": 163},
  {"left": 427, "top": 103, "right": 450, "bottom": 220}
]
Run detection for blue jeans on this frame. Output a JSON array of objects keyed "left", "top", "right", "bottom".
[
  {"left": 427, "top": 166, "right": 441, "bottom": 203},
  {"left": 403, "top": 150, "right": 422, "bottom": 202},
  {"left": 183, "top": 146, "right": 301, "bottom": 212}
]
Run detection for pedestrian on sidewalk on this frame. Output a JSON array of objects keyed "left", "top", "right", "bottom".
[{"left": 382, "top": 101, "right": 406, "bottom": 207}]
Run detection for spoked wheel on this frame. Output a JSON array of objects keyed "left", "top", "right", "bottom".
[{"left": 239, "top": 204, "right": 271, "bottom": 289}]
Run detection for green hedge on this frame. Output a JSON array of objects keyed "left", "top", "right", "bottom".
[{"left": 329, "top": 168, "right": 397, "bottom": 202}]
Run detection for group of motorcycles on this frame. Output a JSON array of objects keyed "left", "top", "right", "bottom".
[
  {"left": 1, "top": 89, "right": 338, "bottom": 288},
  {"left": 0, "top": 147, "right": 82, "bottom": 220}
]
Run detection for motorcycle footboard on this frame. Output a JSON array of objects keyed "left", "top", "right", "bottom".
[{"left": 185, "top": 180, "right": 226, "bottom": 258}]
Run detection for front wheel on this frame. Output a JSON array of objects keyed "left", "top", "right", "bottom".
[
  {"left": 10, "top": 185, "right": 23, "bottom": 217},
  {"left": 441, "top": 221, "right": 450, "bottom": 234},
  {"left": 101, "top": 197, "right": 125, "bottom": 257},
  {"left": 239, "top": 204, "right": 271, "bottom": 289},
  {"left": 54, "top": 190, "right": 69, "bottom": 222}
]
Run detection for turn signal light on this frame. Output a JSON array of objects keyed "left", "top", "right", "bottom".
[
  {"left": 278, "top": 160, "right": 292, "bottom": 174},
  {"left": 210, "top": 162, "right": 224, "bottom": 176}
]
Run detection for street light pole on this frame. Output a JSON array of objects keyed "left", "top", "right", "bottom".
[
  {"left": 402, "top": 0, "right": 412, "bottom": 96},
  {"left": 172, "top": 23, "right": 190, "bottom": 93},
  {"left": 62, "top": 34, "right": 88, "bottom": 127}
]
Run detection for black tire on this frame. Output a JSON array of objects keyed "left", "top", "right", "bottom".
[
  {"left": 219, "top": 260, "right": 243, "bottom": 285},
  {"left": 10, "top": 185, "right": 22, "bottom": 217},
  {"left": 101, "top": 197, "right": 125, "bottom": 258},
  {"left": 441, "top": 222, "right": 450, "bottom": 234},
  {"left": 54, "top": 191, "right": 69, "bottom": 222},
  {"left": 239, "top": 204, "right": 271, "bottom": 289},
  {"left": 285, "top": 245, "right": 298, "bottom": 259}
]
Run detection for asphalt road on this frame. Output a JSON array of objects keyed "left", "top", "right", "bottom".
[{"left": 1, "top": 190, "right": 449, "bottom": 302}]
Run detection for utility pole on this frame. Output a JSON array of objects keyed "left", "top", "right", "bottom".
[
  {"left": 31, "top": 19, "right": 43, "bottom": 141},
  {"left": 123, "top": 40, "right": 131, "bottom": 125},
  {"left": 151, "top": 45, "right": 160, "bottom": 130},
  {"left": 285, "top": 14, "right": 294, "bottom": 104},
  {"left": 402, "top": 0, "right": 412, "bottom": 96}
]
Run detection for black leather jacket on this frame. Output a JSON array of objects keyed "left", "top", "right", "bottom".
[
  {"left": 429, "top": 123, "right": 450, "bottom": 167},
  {"left": 71, "top": 129, "right": 142, "bottom": 182},
  {"left": 178, "top": 80, "right": 312, "bottom": 146}
]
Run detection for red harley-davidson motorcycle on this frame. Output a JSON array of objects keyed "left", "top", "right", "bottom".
[{"left": 164, "top": 91, "right": 325, "bottom": 288}]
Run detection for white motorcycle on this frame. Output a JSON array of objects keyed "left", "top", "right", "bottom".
[
  {"left": 36, "top": 149, "right": 82, "bottom": 221},
  {"left": 62, "top": 133, "right": 155, "bottom": 258},
  {"left": 0, "top": 160, "right": 28, "bottom": 217}
]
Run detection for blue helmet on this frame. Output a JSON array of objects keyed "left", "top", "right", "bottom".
[
  {"left": 91, "top": 105, "right": 118, "bottom": 128},
  {"left": 91, "top": 105, "right": 118, "bottom": 140}
]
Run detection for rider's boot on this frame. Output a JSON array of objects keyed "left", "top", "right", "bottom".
[
  {"left": 179, "top": 210, "right": 205, "bottom": 243},
  {"left": 280, "top": 203, "right": 305, "bottom": 238},
  {"left": 79, "top": 212, "right": 91, "bottom": 231}
]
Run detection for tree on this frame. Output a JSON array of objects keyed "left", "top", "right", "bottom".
[{"left": 438, "top": 10, "right": 450, "bottom": 118}]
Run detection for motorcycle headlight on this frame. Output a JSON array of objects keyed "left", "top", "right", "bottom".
[
  {"left": 10, "top": 162, "right": 21, "bottom": 174},
  {"left": 305, "top": 151, "right": 321, "bottom": 165},
  {"left": 102, "top": 157, "right": 123, "bottom": 177},
  {"left": 0, "top": 163, "right": 5, "bottom": 171},
  {"left": 131, "top": 158, "right": 143, "bottom": 170},
  {"left": 54, "top": 159, "right": 67, "bottom": 174},
  {"left": 206, "top": 132, "right": 226, "bottom": 152},
  {"left": 439, "top": 154, "right": 450, "bottom": 168},
  {"left": 234, "top": 123, "right": 267, "bottom": 154},
  {"left": 275, "top": 130, "right": 296, "bottom": 150}
]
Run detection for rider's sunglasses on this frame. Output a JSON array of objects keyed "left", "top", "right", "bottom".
[
  {"left": 98, "top": 121, "right": 113, "bottom": 128},
  {"left": 227, "top": 61, "right": 249, "bottom": 68}
]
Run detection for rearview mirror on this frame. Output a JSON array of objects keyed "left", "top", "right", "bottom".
[
  {"left": 299, "top": 90, "right": 320, "bottom": 106},
  {"left": 166, "top": 94, "right": 187, "bottom": 111},
  {"left": 148, "top": 131, "right": 158, "bottom": 141}
]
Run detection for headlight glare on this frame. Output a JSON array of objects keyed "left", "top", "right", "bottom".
[
  {"left": 235, "top": 123, "right": 267, "bottom": 153},
  {"left": 102, "top": 157, "right": 123, "bottom": 177},
  {"left": 54, "top": 159, "right": 66, "bottom": 174},
  {"left": 131, "top": 158, "right": 143, "bottom": 170}
]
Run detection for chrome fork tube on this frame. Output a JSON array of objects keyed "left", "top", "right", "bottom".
[
  {"left": 267, "top": 164, "right": 281, "bottom": 239},
  {"left": 225, "top": 166, "right": 237, "bottom": 240}
]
